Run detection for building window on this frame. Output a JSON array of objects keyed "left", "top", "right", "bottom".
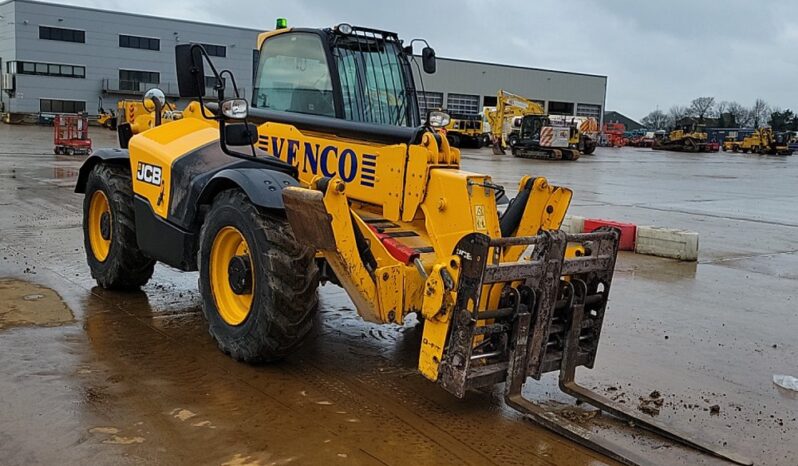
[
  {"left": 446, "top": 93, "right": 480, "bottom": 115},
  {"left": 204, "top": 76, "right": 225, "bottom": 88},
  {"left": 119, "top": 34, "right": 160, "bottom": 51},
  {"left": 39, "top": 26, "right": 85, "bottom": 43},
  {"left": 576, "top": 103, "right": 602, "bottom": 119},
  {"left": 8, "top": 61, "right": 85, "bottom": 78},
  {"left": 201, "top": 43, "right": 226, "bottom": 57},
  {"left": 40, "top": 99, "right": 86, "bottom": 114},
  {"left": 417, "top": 91, "right": 443, "bottom": 114},
  {"left": 548, "top": 101, "right": 574, "bottom": 115},
  {"left": 119, "top": 69, "right": 160, "bottom": 91},
  {"left": 483, "top": 95, "right": 497, "bottom": 107}
]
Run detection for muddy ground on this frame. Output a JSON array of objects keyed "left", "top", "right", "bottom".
[{"left": 0, "top": 124, "right": 796, "bottom": 465}]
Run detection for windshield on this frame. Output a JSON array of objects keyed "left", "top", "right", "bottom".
[
  {"left": 332, "top": 34, "right": 416, "bottom": 127},
  {"left": 253, "top": 33, "right": 335, "bottom": 117}
]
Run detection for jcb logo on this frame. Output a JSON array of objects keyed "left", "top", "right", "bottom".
[{"left": 136, "top": 162, "right": 162, "bottom": 186}]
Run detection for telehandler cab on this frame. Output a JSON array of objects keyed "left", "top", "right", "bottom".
[{"left": 75, "top": 21, "right": 749, "bottom": 466}]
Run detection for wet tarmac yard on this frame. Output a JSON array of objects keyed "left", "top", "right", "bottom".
[{"left": 1, "top": 124, "right": 796, "bottom": 465}]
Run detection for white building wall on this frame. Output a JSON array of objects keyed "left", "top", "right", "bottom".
[{"left": 0, "top": 1, "right": 17, "bottom": 112}]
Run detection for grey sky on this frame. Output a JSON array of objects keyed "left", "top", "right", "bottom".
[{"left": 64, "top": 0, "right": 798, "bottom": 120}]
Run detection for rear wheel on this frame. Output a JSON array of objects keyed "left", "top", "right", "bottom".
[
  {"left": 83, "top": 163, "right": 155, "bottom": 289},
  {"left": 198, "top": 189, "right": 319, "bottom": 363},
  {"left": 447, "top": 133, "right": 461, "bottom": 148},
  {"left": 581, "top": 136, "right": 597, "bottom": 155}
]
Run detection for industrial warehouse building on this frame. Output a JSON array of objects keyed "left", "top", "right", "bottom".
[{"left": 0, "top": 0, "right": 607, "bottom": 123}]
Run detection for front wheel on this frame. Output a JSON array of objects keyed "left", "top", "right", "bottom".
[
  {"left": 198, "top": 189, "right": 319, "bottom": 363},
  {"left": 83, "top": 164, "right": 155, "bottom": 289}
]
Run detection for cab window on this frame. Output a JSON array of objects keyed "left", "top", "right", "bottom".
[{"left": 253, "top": 33, "right": 335, "bottom": 117}]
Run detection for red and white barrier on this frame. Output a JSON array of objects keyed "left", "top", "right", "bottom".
[{"left": 562, "top": 215, "right": 698, "bottom": 261}]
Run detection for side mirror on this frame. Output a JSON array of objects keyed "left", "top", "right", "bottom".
[
  {"left": 142, "top": 88, "right": 166, "bottom": 126},
  {"left": 175, "top": 44, "right": 205, "bottom": 98},
  {"left": 422, "top": 46, "right": 436, "bottom": 74},
  {"left": 142, "top": 88, "right": 166, "bottom": 112},
  {"left": 220, "top": 98, "right": 248, "bottom": 120},
  {"left": 224, "top": 123, "right": 258, "bottom": 146}
]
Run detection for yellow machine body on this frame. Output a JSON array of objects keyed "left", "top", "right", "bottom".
[
  {"left": 118, "top": 99, "right": 178, "bottom": 134},
  {"left": 76, "top": 22, "right": 754, "bottom": 465},
  {"left": 735, "top": 128, "right": 791, "bottom": 154}
]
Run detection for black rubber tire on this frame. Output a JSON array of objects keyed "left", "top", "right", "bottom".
[
  {"left": 83, "top": 164, "right": 156, "bottom": 290},
  {"left": 198, "top": 189, "right": 319, "bottom": 363},
  {"left": 582, "top": 137, "right": 597, "bottom": 155},
  {"left": 447, "top": 134, "right": 461, "bottom": 148}
]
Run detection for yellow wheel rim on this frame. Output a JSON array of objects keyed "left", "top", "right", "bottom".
[
  {"left": 210, "top": 226, "right": 254, "bottom": 326},
  {"left": 88, "top": 190, "right": 112, "bottom": 262}
]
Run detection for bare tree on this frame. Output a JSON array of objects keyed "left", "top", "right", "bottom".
[
  {"left": 667, "top": 105, "right": 690, "bottom": 128},
  {"left": 715, "top": 101, "right": 728, "bottom": 118},
  {"left": 689, "top": 97, "right": 715, "bottom": 122},
  {"left": 750, "top": 98, "right": 769, "bottom": 128},
  {"left": 641, "top": 109, "right": 668, "bottom": 130},
  {"left": 726, "top": 101, "right": 749, "bottom": 127}
]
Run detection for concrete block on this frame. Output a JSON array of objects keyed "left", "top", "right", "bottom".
[
  {"left": 634, "top": 226, "right": 699, "bottom": 261},
  {"left": 560, "top": 215, "right": 584, "bottom": 234}
]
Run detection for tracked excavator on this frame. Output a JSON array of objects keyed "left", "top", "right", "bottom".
[
  {"left": 485, "top": 90, "right": 586, "bottom": 160},
  {"left": 74, "top": 20, "right": 750, "bottom": 466}
]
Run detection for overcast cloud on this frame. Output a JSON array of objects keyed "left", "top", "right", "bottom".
[{"left": 63, "top": 0, "right": 798, "bottom": 120}]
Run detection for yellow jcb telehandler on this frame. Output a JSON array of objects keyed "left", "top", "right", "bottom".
[{"left": 75, "top": 21, "right": 749, "bottom": 466}]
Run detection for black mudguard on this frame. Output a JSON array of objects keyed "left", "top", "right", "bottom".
[
  {"left": 74, "top": 148, "right": 130, "bottom": 193},
  {"left": 197, "top": 168, "right": 299, "bottom": 212}
]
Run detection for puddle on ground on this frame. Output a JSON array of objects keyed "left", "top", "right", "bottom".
[{"left": 0, "top": 278, "right": 74, "bottom": 329}]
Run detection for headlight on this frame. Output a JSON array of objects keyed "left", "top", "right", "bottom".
[
  {"left": 427, "top": 110, "right": 450, "bottom": 128},
  {"left": 336, "top": 23, "right": 353, "bottom": 35},
  {"left": 221, "top": 98, "right": 249, "bottom": 120}
]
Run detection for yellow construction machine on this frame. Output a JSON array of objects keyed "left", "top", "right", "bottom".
[
  {"left": 116, "top": 97, "right": 179, "bottom": 148},
  {"left": 722, "top": 135, "right": 739, "bottom": 152},
  {"left": 730, "top": 128, "right": 792, "bottom": 155},
  {"left": 74, "top": 21, "right": 749, "bottom": 466},
  {"left": 442, "top": 112, "right": 484, "bottom": 148},
  {"left": 96, "top": 97, "right": 117, "bottom": 130},
  {"left": 485, "top": 90, "right": 582, "bottom": 160},
  {"left": 653, "top": 123, "right": 710, "bottom": 152}
]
